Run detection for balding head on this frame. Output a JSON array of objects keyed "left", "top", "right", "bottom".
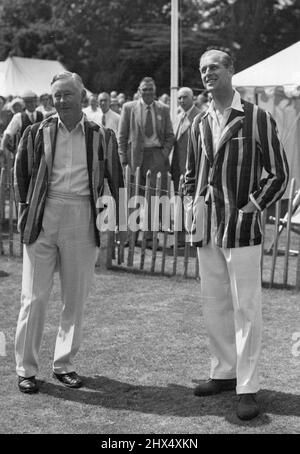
[{"left": 177, "top": 87, "right": 194, "bottom": 112}]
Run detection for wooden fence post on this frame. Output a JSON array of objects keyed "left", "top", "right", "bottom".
[
  {"left": 0, "top": 167, "right": 5, "bottom": 255},
  {"left": 270, "top": 199, "right": 281, "bottom": 287},
  {"left": 283, "top": 178, "right": 295, "bottom": 287},
  {"left": 161, "top": 173, "right": 171, "bottom": 275},
  {"left": 140, "top": 170, "right": 151, "bottom": 270},
  {"left": 127, "top": 166, "right": 140, "bottom": 267},
  {"left": 150, "top": 172, "right": 161, "bottom": 273}
]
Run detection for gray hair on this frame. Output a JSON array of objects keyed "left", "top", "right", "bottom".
[
  {"left": 178, "top": 87, "right": 194, "bottom": 98},
  {"left": 51, "top": 71, "right": 85, "bottom": 93}
]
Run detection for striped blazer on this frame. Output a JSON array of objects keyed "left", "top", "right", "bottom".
[
  {"left": 184, "top": 99, "right": 289, "bottom": 248},
  {"left": 14, "top": 114, "right": 124, "bottom": 245}
]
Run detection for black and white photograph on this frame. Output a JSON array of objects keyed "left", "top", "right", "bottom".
[{"left": 0, "top": 0, "right": 299, "bottom": 436}]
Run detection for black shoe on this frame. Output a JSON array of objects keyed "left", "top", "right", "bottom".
[
  {"left": 194, "top": 378, "right": 237, "bottom": 396},
  {"left": 18, "top": 376, "right": 39, "bottom": 394},
  {"left": 237, "top": 393, "right": 259, "bottom": 420},
  {"left": 53, "top": 371, "right": 83, "bottom": 388}
]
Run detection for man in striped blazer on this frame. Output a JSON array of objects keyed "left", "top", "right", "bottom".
[
  {"left": 14, "top": 72, "right": 123, "bottom": 394},
  {"left": 184, "top": 50, "right": 289, "bottom": 420}
]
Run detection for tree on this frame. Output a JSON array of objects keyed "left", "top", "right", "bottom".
[{"left": 0, "top": 0, "right": 299, "bottom": 95}]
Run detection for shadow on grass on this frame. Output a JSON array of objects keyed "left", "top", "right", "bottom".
[{"left": 38, "top": 375, "right": 299, "bottom": 427}]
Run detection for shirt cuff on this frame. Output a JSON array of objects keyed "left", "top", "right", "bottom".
[{"left": 250, "top": 194, "right": 262, "bottom": 211}]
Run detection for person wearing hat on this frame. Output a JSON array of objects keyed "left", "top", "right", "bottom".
[
  {"left": 10, "top": 97, "right": 25, "bottom": 114},
  {"left": 0, "top": 90, "right": 43, "bottom": 157}
]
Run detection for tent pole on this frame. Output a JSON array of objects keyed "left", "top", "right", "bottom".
[{"left": 170, "top": 0, "right": 178, "bottom": 123}]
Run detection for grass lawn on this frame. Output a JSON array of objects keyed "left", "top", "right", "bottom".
[{"left": 0, "top": 239, "right": 299, "bottom": 435}]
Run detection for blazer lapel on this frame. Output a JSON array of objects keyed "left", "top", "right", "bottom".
[
  {"left": 41, "top": 116, "right": 58, "bottom": 179},
  {"left": 217, "top": 110, "right": 245, "bottom": 152},
  {"left": 132, "top": 101, "right": 144, "bottom": 134},
  {"left": 84, "top": 121, "right": 95, "bottom": 186}
]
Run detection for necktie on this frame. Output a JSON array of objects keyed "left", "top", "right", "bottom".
[
  {"left": 145, "top": 106, "right": 153, "bottom": 137},
  {"left": 102, "top": 114, "right": 106, "bottom": 126},
  {"left": 29, "top": 113, "right": 34, "bottom": 123}
]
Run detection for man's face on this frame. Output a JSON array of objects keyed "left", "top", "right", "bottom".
[
  {"left": 24, "top": 97, "right": 37, "bottom": 113},
  {"left": 98, "top": 94, "right": 110, "bottom": 113},
  {"left": 139, "top": 81, "right": 156, "bottom": 105},
  {"left": 90, "top": 95, "right": 99, "bottom": 110},
  {"left": 199, "top": 52, "right": 233, "bottom": 94},
  {"left": 51, "top": 78, "right": 84, "bottom": 122},
  {"left": 178, "top": 90, "right": 194, "bottom": 112}
]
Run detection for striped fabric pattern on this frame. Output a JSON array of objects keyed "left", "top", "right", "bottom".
[
  {"left": 184, "top": 100, "right": 289, "bottom": 248},
  {"left": 14, "top": 115, "right": 123, "bottom": 246}
]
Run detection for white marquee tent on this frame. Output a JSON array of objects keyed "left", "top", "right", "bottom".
[
  {"left": 0, "top": 56, "right": 68, "bottom": 97},
  {"left": 232, "top": 41, "right": 300, "bottom": 193}
]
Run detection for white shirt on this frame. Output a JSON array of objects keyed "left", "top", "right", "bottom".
[
  {"left": 49, "top": 114, "right": 89, "bottom": 196},
  {"left": 207, "top": 89, "right": 244, "bottom": 155},
  {"left": 97, "top": 109, "right": 120, "bottom": 135},
  {"left": 140, "top": 99, "right": 161, "bottom": 148},
  {"left": 82, "top": 106, "right": 102, "bottom": 124},
  {"left": 4, "top": 110, "right": 39, "bottom": 137}
]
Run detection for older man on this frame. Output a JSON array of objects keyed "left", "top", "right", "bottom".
[
  {"left": 98, "top": 92, "right": 120, "bottom": 135},
  {"left": 171, "top": 87, "right": 200, "bottom": 193},
  {"left": 0, "top": 90, "right": 43, "bottom": 156},
  {"left": 184, "top": 50, "right": 289, "bottom": 420},
  {"left": 170, "top": 87, "right": 200, "bottom": 247},
  {"left": 82, "top": 93, "right": 101, "bottom": 123},
  {"left": 14, "top": 71, "right": 123, "bottom": 393},
  {"left": 118, "top": 76, "right": 175, "bottom": 246}
]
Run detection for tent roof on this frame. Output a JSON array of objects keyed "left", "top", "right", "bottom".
[
  {"left": 232, "top": 41, "right": 300, "bottom": 88},
  {"left": 0, "top": 56, "right": 67, "bottom": 97}
]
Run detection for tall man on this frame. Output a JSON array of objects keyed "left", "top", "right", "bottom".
[
  {"left": 184, "top": 50, "right": 288, "bottom": 420},
  {"left": 118, "top": 76, "right": 175, "bottom": 246},
  {"left": 14, "top": 71, "right": 123, "bottom": 394}
]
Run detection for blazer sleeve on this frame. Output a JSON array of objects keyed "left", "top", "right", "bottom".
[
  {"left": 252, "top": 109, "right": 289, "bottom": 210},
  {"left": 161, "top": 106, "right": 175, "bottom": 157},
  {"left": 104, "top": 128, "right": 124, "bottom": 224},
  {"left": 14, "top": 125, "right": 34, "bottom": 205},
  {"left": 117, "top": 103, "right": 130, "bottom": 167},
  {"left": 183, "top": 117, "right": 199, "bottom": 197}
]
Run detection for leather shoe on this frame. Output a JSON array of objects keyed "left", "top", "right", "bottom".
[
  {"left": 237, "top": 393, "right": 259, "bottom": 420},
  {"left": 194, "top": 378, "right": 237, "bottom": 396},
  {"left": 18, "top": 376, "right": 39, "bottom": 394},
  {"left": 53, "top": 371, "right": 83, "bottom": 388}
]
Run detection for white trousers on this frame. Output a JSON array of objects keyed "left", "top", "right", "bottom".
[
  {"left": 197, "top": 223, "right": 262, "bottom": 394},
  {"left": 15, "top": 194, "right": 97, "bottom": 377}
]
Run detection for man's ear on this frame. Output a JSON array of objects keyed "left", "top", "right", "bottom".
[{"left": 81, "top": 89, "right": 87, "bottom": 102}]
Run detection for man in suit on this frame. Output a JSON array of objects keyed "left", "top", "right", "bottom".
[
  {"left": 171, "top": 87, "right": 200, "bottom": 247},
  {"left": 0, "top": 90, "right": 43, "bottom": 157},
  {"left": 184, "top": 50, "right": 289, "bottom": 420},
  {"left": 118, "top": 76, "right": 174, "bottom": 246},
  {"left": 14, "top": 71, "right": 123, "bottom": 394}
]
